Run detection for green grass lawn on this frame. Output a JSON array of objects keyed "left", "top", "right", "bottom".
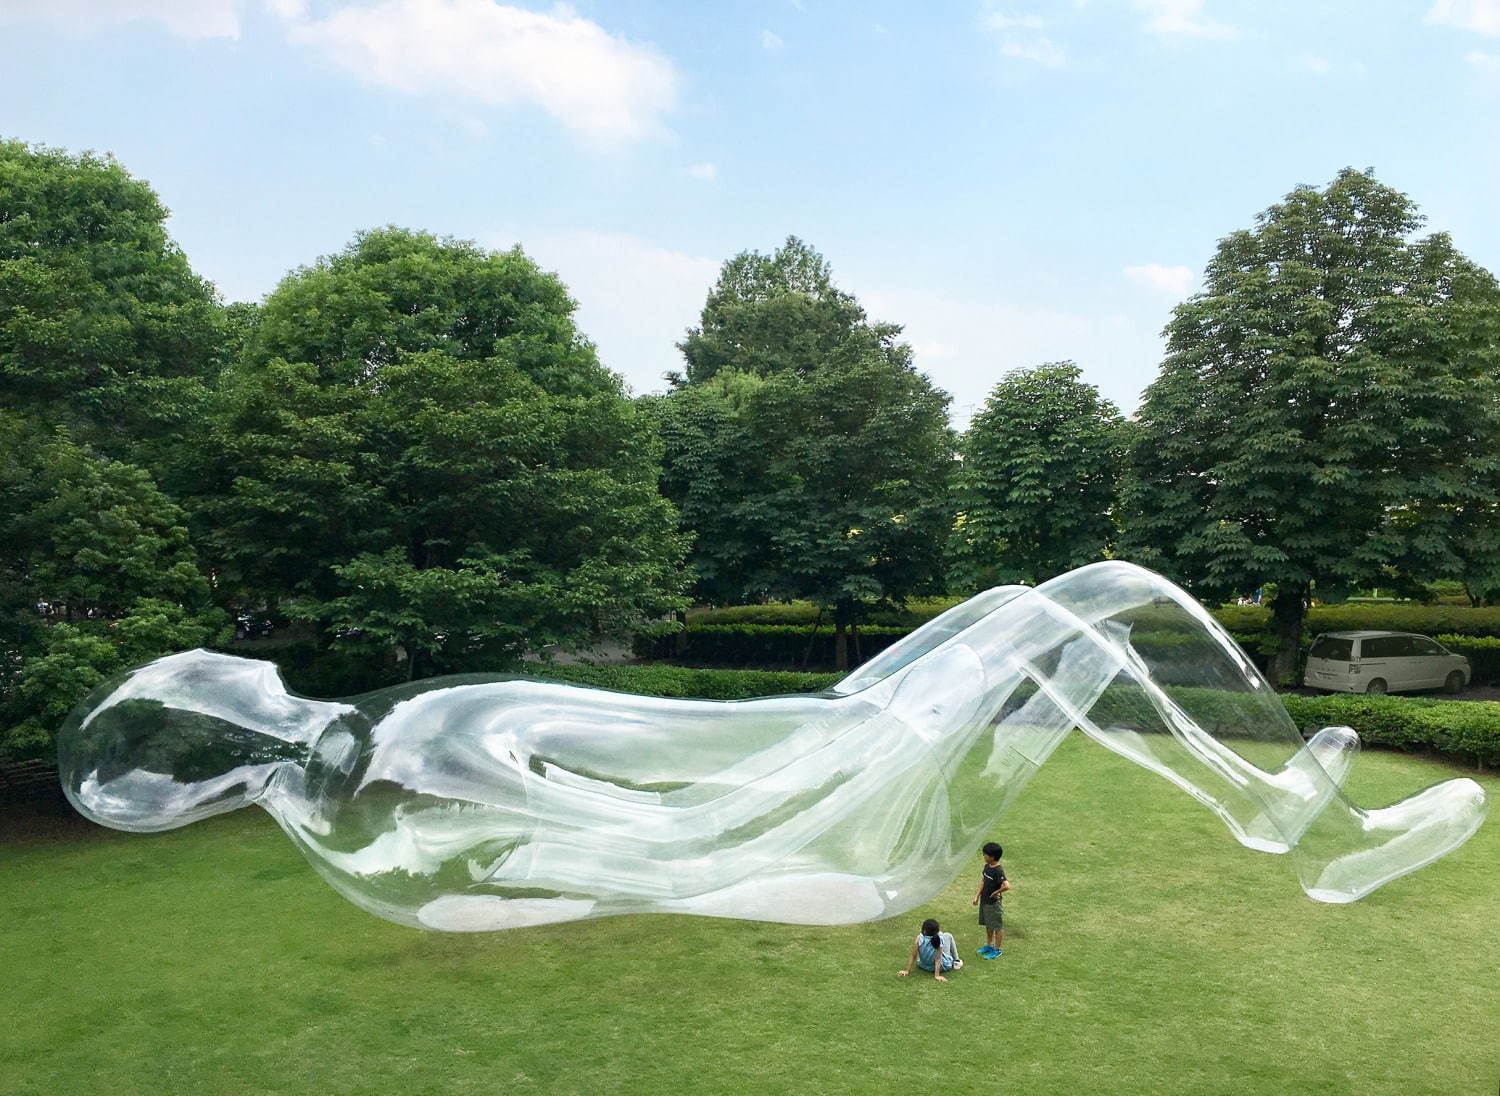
[{"left": 3, "top": 737, "right": 1495, "bottom": 1095}]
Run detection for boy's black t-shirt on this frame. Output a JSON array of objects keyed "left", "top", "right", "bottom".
[{"left": 982, "top": 863, "right": 1006, "bottom": 901}]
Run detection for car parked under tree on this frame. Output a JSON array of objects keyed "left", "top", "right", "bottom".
[{"left": 1302, "top": 631, "right": 1470, "bottom": 696}]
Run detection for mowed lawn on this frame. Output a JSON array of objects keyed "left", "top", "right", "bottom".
[{"left": 2, "top": 737, "right": 1495, "bottom": 1096}]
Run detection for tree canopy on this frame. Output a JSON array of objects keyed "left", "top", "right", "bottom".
[
  {"left": 950, "top": 362, "right": 1123, "bottom": 589},
  {"left": 1120, "top": 168, "right": 1500, "bottom": 677},
  {"left": 199, "top": 228, "right": 689, "bottom": 679},
  {"left": 656, "top": 238, "right": 954, "bottom": 665},
  {"left": 0, "top": 416, "right": 224, "bottom": 754},
  {"left": 0, "top": 140, "right": 225, "bottom": 469},
  {"left": 675, "top": 235, "right": 901, "bottom": 386}
]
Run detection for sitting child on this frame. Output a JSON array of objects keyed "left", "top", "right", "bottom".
[{"left": 897, "top": 918, "right": 963, "bottom": 983}]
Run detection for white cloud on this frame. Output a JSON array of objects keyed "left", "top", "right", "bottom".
[
  {"left": 857, "top": 285, "right": 1165, "bottom": 427},
  {"left": 494, "top": 231, "right": 720, "bottom": 395},
  {"left": 981, "top": 6, "right": 1066, "bottom": 67},
  {"left": 912, "top": 340, "right": 959, "bottom": 360},
  {"left": 1298, "top": 54, "right": 1332, "bottom": 74},
  {"left": 1134, "top": 0, "right": 1238, "bottom": 38},
  {"left": 1123, "top": 263, "right": 1195, "bottom": 295},
  {"left": 455, "top": 114, "right": 489, "bottom": 138},
  {"left": 1467, "top": 48, "right": 1500, "bottom": 71},
  {"left": 1427, "top": 0, "right": 1500, "bottom": 35},
  {"left": 275, "top": 0, "right": 678, "bottom": 146},
  {"left": 984, "top": 12, "right": 1044, "bottom": 31},
  {"left": 761, "top": 28, "right": 785, "bottom": 51},
  {"left": 1001, "top": 36, "right": 1065, "bottom": 66},
  {"left": 686, "top": 162, "right": 718, "bottom": 181},
  {"left": 0, "top": 0, "right": 240, "bottom": 38}
]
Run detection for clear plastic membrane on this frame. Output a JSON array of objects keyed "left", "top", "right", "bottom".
[{"left": 58, "top": 562, "right": 1487, "bottom": 931}]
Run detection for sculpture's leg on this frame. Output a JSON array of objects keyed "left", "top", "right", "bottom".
[{"left": 996, "top": 569, "right": 1488, "bottom": 902}]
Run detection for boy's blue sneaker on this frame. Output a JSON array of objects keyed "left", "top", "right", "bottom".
[
  {"left": 984, "top": 948, "right": 1004, "bottom": 959},
  {"left": 976, "top": 945, "right": 998, "bottom": 957}
]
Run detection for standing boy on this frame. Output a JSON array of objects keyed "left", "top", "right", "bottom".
[{"left": 972, "top": 841, "right": 1009, "bottom": 958}]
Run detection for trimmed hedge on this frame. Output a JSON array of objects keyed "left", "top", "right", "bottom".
[
  {"left": 1435, "top": 635, "right": 1500, "bottom": 687},
  {"left": 693, "top": 598, "right": 1500, "bottom": 638},
  {"left": 1282, "top": 694, "right": 1500, "bottom": 769},
  {"left": 692, "top": 598, "right": 962, "bottom": 629},
  {"left": 658, "top": 604, "right": 1500, "bottom": 685},
  {"left": 534, "top": 664, "right": 1499, "bottom": 770},
  {"left": 635, "top": 623, "right": 912, "bottom": 667},
  {"left": 533, "top": 662, "right": 841, "bottom": 700}
]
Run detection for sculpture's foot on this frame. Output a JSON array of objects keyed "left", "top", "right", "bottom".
[{"left": 1293, "top": 776, "right": 1489, "bottom": 904}]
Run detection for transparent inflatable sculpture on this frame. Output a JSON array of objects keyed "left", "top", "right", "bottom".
[{"left": 58, "top": 562, "right": 1486, "bottom": 931}]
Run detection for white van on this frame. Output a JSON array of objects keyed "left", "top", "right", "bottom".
[{"left": 1302, "top": 631, "right": 1470, "bottom": 695}]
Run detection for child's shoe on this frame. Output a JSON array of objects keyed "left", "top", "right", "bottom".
[
  {"left": 984, "top": 948, "right": 1004, "bottom": 959},
  {"left": 976, "top": 945, "right": 998, "bottom": 957}
]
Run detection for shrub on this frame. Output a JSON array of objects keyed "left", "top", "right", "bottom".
[
  {"left": 635, "top": 623, "right": 912, "bottom": 667},
  {"left": 1283, "top": 694, "right": 1500, "bottom": 769},
  {"left": 534, "top": 663, "right": 841, "bottom": 700},
  {"left": 692, "top": 599, "right": 963, "bottom": 629},
  {"left": 1436, "top": 635, "right": 1500, "bottom": 687},
  {"left": 547, "top": 666, "right": 1500, "bottom": 770}
]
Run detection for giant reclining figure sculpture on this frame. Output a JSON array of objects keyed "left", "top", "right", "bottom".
[{"left": 59, "top": 561, "right": 1487, "bottom": 931}]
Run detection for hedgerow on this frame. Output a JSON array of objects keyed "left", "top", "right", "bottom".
[{"left": 530, "top": 665, "right": 1499, "bottom": 770}]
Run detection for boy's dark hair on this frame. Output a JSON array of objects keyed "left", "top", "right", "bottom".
[
  {"left": 921, "top": 918, "right": 942, "bottom": 945},
  {"left": 982, "top": 842, "right": 1003, "bottom": 860}
]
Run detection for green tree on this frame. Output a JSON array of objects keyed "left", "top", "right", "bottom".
[
  {"left": 949, "top": 362, "right": 1124, "bottom": 589},
  {"left": 0, "top": 140, "right": 226, "bottom": 470},
  {"left": 198, "top": 229, "right": 689, "bottom": 682},
  {"left": 1120, "top": 169, "right": 1500, "bottom": 680},
  {"left": 676, "top": 235, "right": 896, "bottom": 385},
  {"left": 657, "top": 239, "right": 955, "bottom": 666},
  {"left": 0, "top": 417, "right": 224, "bottom": 756}
]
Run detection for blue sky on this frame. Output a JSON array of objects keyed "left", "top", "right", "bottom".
[{"left": 4, "top": 0, "right": 1499, "bottom": 423}]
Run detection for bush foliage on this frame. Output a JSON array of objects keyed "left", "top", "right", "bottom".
[{"left": 541, "top": 665, "right": 1500, "bottom": 769}]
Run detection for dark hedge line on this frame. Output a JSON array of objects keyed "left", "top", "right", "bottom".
[
  {"left": 1255, "top": 603, "right": 1500, "bottom": 638},
  {"left": 634, "top": 623, "right": 912, "bottom": 668},
  {"left": 1282, "top": 694, "right": 1500, "bottom": 769},
  {"left": 693, "top": 599, "right": 1500, "bottom": 640},
  {"left": 1437, "top": 636, "right": 1500, "bottom": 686},
  {"left": 651, "top": 613, "right": 1500, "bottom": 686},
  {"left": 545, "top": 665, "right": 1499, "bottom": 769},
  {"left": 531, "top": 662, "right": 841, "bottom": 699},
  {"left": 693, "top": 599, "right": 961, "bottom": 628}
]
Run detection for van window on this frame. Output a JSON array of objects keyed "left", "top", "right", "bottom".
[
  {"left": 1309, "top": 636, "right": 1353, "bottom": 661},
  {"left": 1409, "top": 637, "right": 1443, "bottom": 656},
  {"left": 1360, "top": 636, "right": 1410, "bottom": 659}
]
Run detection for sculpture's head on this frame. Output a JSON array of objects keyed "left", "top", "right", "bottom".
[{"left": 57, "top": 650, "right": 338, "bottom": 832}]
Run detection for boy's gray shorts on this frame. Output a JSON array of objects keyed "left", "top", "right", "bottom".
[{"left": 978, "top": 900, "right": 1003, "bottom": 930}]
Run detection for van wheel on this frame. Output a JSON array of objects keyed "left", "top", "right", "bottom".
[
  {"left": 1444, "top": 671, "right": 1465, "bottom": 694},
  {"left": 1364, "top": 678, "right": 1387, "bottom": 696}
]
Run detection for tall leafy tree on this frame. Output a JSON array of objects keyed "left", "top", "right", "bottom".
[
  {"left": 0, "top": 142, "right": 228, "bottom": 756},
  {"left": 950, "top": 362, "right": 1123, "bottom": 589},
  {"left": 676, "top": 235, "right": 896, "bottom": 385},
  {"left": 198, "top": 228, "right": 689, "bottom": 681},
  {"left": 0, "top": 416, "right": 223, "bottom": 756},
  {"left": 0, "top": 140, "right": 226, "bottom": 470},
  {"left": 657, "top": 238, "right": 954, "bottom": 666},
  {"left": 1120, "top": 169, "right": 1500, "bottom": 679}
]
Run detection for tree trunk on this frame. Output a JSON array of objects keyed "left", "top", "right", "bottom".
[
  {"left": 1269, "top": 584, "right": 1308, "bottom": 685},
  {"left": 801, "top": 609, "right": 824, "bottom": 668},
  {"left": 834, "top": 622, "right": 848, "bottom": 671},
  {"left": 852, "top": 623, "right": 863, "bottom": 666},
  {"left": 673, "top": 609, "right": 688, "bottom": 657}
]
